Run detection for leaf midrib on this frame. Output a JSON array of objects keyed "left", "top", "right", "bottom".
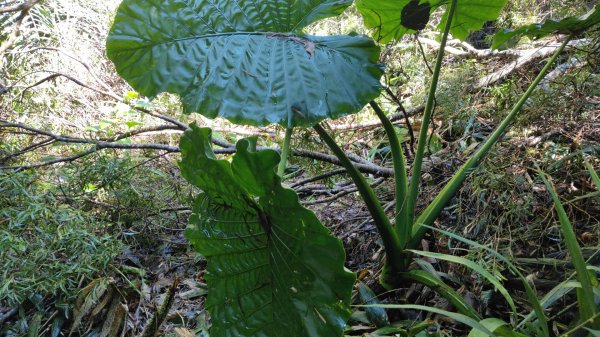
[{"left": 109, "top": 31, "right": 303, "bottom": 53}]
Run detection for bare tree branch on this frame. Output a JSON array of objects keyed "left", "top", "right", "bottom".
[
  {"left": 0, "top": 121, "right": 395, "bottom": 177},
  {"left": 2, "top": 148, "right": 97, "bottom": 170},
  {"left": 291, "top": 168, "right": 347, "bottom": 188},
  {"left": 302, "top": 177, "right": 386, "bottom": 206},
  {"left": 99, "top": 125, "right": 183, "bottom": 142},
  {"left": 0, "top": 137, "right": 55, "bottom": 162},
  {"left": 0, "top": 0, "right": 41, "bottom": 14},
  {"left": 0, "top": 0, "right": 42, "bottom": 56},
  {"left": 9, "top": 46, "right": 119, "bottom": 96}
]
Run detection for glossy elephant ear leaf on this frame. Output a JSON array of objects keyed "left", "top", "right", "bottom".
[
  {"left": 356, "top": 0, "right": 439, "bottom": 43},
  {"left": 492, "top": 5, "right": 600, "bottom": 50},
  {"left": 356, "top": 0, "right": 507, "bottom": 43},
  {"left": 179, "top": 124, "right": 355, "bottom": 337},
  {"left": 106, "top": 0, "right": 383, "bottom": 128}
]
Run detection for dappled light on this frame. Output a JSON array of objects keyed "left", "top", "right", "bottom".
[{"left": 1, "top": 0, "right": 599, "bottom": 336}]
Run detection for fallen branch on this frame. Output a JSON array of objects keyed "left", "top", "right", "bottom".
[
  {"left": 291, "top": 168, "right": 347, "bottom": 188},
  {"left": 0, "top": 121, "right": 395, "bottom": 177},
  {"left": 0, "top": 137, "right": 54, "bottom": 162},
  {"left": 474, "top": 39, "right": 590, "bottom": 89},
  {"left": 417, "top": 37, "right": 525, "bottom": 58},
  {"left": 291, "top": 148, "right": 393, "bottom": 177},
  {"left": 303, "top": 177, "right": 386, "bottom": 206},
  {"left": 100, "top": 125, "right": 183, "bottom": 142},
  {"left": 416, "top": 36, "right": 591, "bottom": 90},
  {"left": 539, "top": 56, "right": 585, "bottom": 90},
  {"left": 330, "top": 105, "right": 424, "bottom": 132}
]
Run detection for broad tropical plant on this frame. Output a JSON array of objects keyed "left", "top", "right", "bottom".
[
  {"left": 107, "top": 0, "right": 600, "bottom": 335},
  {"left": 179, "top": 125, "right": 354, "bottom": 336}
]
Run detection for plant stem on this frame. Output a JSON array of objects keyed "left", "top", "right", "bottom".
[
  {"left": 277, "top": 127, "right": 293, "bottom": 178},
  {"left": 313, "top": 123, "right": 404, "bottom": 271},
  {"left": 539, "top": 169, "right": 598, "bottom": 327},
  {"left": 405, "top": 0, "right": 458, "bottom": 225},
  {"left": 409, "top": 35, "right": 573, "bottom": 249},
  {"left": 369, "top": 101, "right": 410, "bottom": 247}
]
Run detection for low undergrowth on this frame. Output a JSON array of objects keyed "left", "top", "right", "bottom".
[
  {"left": 0, "top": 0, "right": 599, "bottom": 335},
  {"left": 0, "top": 170, "right": 120, "bottom": 307}
]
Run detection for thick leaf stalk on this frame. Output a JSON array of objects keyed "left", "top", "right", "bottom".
[
  {"left": 409, "top": 36, "right": 573, "bottom": 249},
  {"left": 313, "top": 124, "right": 406, "bottom": 280},
  {"left": 369, "top": 101, "right": 410, "bottom": 248},
  {"left": 405, "top": 0, "right": 458, "bottom": 228},
  {"left": 277, "top": 128, "right": 293, "bottom": 177}
]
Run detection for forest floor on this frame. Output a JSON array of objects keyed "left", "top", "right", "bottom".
[{"left": 1, "top": 0, "right": 599, "bottom": 336}]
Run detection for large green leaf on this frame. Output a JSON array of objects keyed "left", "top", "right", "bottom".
[
  {"left": 355, "top": 0, "right": 507, "bottom": 43},
  {"left": 492, "top": 5, "right": 600, "bottom": 50},
  {"left": 355, "top": 0, "right": 440, "bottom": 43},
  {"left": 180, "top": 124, "right": 355, "bottom": 337},
  {"left": 438, "top": 0, "right": 508, "bottom": 41},
  {"left": 106, "top": 0, "right": 383, "bottom": 128}
]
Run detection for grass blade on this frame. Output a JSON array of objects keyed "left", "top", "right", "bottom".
[
  {"left": 401, "top": 269, "right": 481, "bottom": 320},
  {"left": 468, "top": 318, "right": 529, "bottom": 337},
  {"left": 559, "top": 313, "right": 600, "bottom": 337},
  {"left": 409, "top": 249, "right": 517, "bottom": 318},
  {"left": 584, "top": 328, "right": 600, "bottom": 337},
  {"left": 538, "top": 169, "right": 598, "bottom": 327},
  {"left": 519, "top": 280, "right": 578, "bottom": 328},
  {"left": 358, "top": 303, "right": 494, "bottom": 336},
  {"left": 582, "top": 155, "right": 600, "bottom": 191},
  {"left": 419, "top": 224, "right": 550, "bottom": 337}
]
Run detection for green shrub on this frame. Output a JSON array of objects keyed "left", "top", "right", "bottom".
[{"left": 0, "top": 171, "right": 120, "bottom": 306}]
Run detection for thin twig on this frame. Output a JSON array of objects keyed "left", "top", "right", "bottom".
[
  {"left": 0, "top": 0, "right": 42, "bottom": 55},
  {"left": 0, "top": 137, "right": 55, "bottom": 162},
  {"left": 303, "top": 177, "right": 386, "bottom": 206},
  {"left": 9, "top": 46, "right": 118, "bottom": 96},
  {"left": 15, "top": 71, "right": 190, "bottom": 131},
  {"left": 383, "top": 86, "right": 416, "bottom": 152},
  {"left": 290, "top": 168, "right": 347, "bottom": 188},
  {"left": 0, "top": 0, "right": 41, "bottom": 14}
]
